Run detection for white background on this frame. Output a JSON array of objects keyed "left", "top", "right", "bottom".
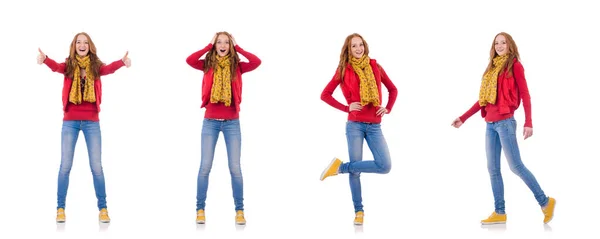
[{"left": 0, "top": 0, "right": 598, "bottom": 238}]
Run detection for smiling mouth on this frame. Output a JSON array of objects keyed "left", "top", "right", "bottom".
[{"left": 219, "top": 49, "right": 226, "bottom": 53}]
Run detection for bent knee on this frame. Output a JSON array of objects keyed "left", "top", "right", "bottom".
[{"left": 379, "top": 163, "right": 391, "bottom": 174}]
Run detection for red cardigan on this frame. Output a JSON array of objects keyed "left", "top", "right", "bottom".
[
  {"left": 459, "top": 59, "right": 533, "bottom": 127},
  {"left": 186, "top": 44, "right": 261, "bottom": 119},
  {"left": 43, "top": 57, "right": 125, "bottom": 121},
  {"left": 321, "top": 59, "right": 398, "bottom": 124}
]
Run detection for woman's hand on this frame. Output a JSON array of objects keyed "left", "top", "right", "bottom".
[
  {"left": 37, "top": 48, "right": 46, "bottom": 65},
  {"left": 349, "top": 102, "right": 363, "bottom": 112},
  {"left": 121, "top": 51, "right": 131, "bottom": 67},
  {"left": 451, "top": 118, "right": 463, "bottom": 128},
  {"left": 376, "top": 106, "right": 388, "bottom": 117},
  {"left": 523, "top": 127, "right": 533, "bottom": 140}
]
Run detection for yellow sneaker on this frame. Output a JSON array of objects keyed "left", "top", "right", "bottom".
[
  {"left": 56, "top": 208, "right": 66, "bottom": 223},
  {"left": 354, "top": 211, "right": 364, "bottom": 225},
  {"left": 542, "top": 197, "right": 556, "bottom": 224},
  {"left": 320, "top": 157, "right": 342, "bottom": 181},
  {"left": 196, "top": 209, "right": 206, "bottom": 224},
  {"left": 99, "top": 208, "right": 110, "bottom": 223},
  {"left": 481, "top": 212, "right": 506, "bottom": 225},
  {"left": 235, "top": 210, "right": 246, "bottom": 225}
]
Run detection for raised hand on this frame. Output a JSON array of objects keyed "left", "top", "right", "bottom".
[
  {"left": 122, "top": 51, "right": 131, "bottom": 68},
  {"left": 231, "top": 35, "right": 237, "bottom": 46},
  {"left": 37, "top": 48, "right": 46, "bottom": 65},
  {"left": 211, "top": 33, "right": 217, "bottom": 45}
]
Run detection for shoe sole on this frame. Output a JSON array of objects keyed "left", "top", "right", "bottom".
[
  {"left": 196, "top": 221, "right": 205, "bottom": 224},
  {"left": 481, "top": 221, "right": 506, "bottom": 225},
  {"left": 100, "top": 220, "right": 110, "bottom": 223},
  {"left": 56, "top": 220, "right": 65, "bottom": 223},
  {"left": 236, "top": 222, "right": 246, "bottom": 225},
  {"left": 320, "top": 157, "right": 338, "bottom": 181}
]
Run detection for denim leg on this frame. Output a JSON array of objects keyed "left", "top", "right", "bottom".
[
  {"left": 339, "top": 122, "right": 391, "bottom": 174},
  {"left": 57, "top": 121, "right": 80, "bottom": 209},
  {"left": 486, "top": 122, "right": 505, "bottom": 214},
  {"left": 223, "top": 120, "right": 244, "bottom": 211},
  {"left": 82, "top": 121, "right": 106, "bottom": 210},
  {"left": 498, "top": 118, "right": 548, "bottom": 207},
  {"left": 364, "top": 124, "right": 391, "bottom": 174},
  {"left": 196, "top": 119, "right": 220, "bottom": 211},
  {"left": 344, "top": 121, "right": 365, "bottom": 212}
]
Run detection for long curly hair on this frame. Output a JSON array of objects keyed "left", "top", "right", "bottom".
[
  {"left": 336, "top": 33, "right": 370, "bottom": 82},
  {"left": 65, "top": 32, "right": 104, "bottom": 79},
  {"left": 203, "top": 31, "right": 240, "bottom": 80}
]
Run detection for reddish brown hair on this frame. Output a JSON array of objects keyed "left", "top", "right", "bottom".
[
  {"left": 336, "top": 33, "right": 370, "bottom": 81},
  {"left": 65, "top": 32, "right": 103, "bottom": 79},
  {"left": 483, "top": 32, "right": 520, "bottom": 78},
  {"left": 203, "top": 31, "right": 240, "bottom": 80}
]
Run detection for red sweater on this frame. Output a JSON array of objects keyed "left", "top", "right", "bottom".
[
  {"left": 321, "top": 59, "right": 398, "bottom": 124},
  {"left": 459, "top": 59, "right": 533, "bottom": 127},
  {"left": 186, "top": 44, "right": 261, "bottom": 120},
  {"left": 43, "top": 57, "right": 125, "bottom": 121}
]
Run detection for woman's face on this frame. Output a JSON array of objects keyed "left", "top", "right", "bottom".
[
  {"left": 350, "top": 36, "right": 365, "bottom": 59},
  {"left": 494, "top": 34, "right": 509, "bottom": 56},
  {"left": 75, "top": 34, "right": 90, "bottom": 57},
  {"left": 215, "top": 34, "right": 230, "bottom": 57}
]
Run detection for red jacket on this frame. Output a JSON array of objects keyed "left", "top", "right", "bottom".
[
  {"left": 321, "top": 59, "right": 398, "bottom": 124},
  {"left": 459, "top": 59, "right": 533, "bottom": 127},
  {"left": 43, "top": 57, "right": 125, "bottom": 120},
  {"left": 186, "top": 44, "right": 261, "bottom": 118}
]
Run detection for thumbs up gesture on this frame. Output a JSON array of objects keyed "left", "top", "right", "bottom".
[
  {"left": 37, "top": 48, "right": 46, "bottom": 65},
  {"left": 122, "top": 51, "right": 131, "bottom": 68}
]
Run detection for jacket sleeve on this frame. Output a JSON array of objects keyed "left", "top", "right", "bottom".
[
  {"left": 236, "top": 45, "right": 261, "bottom": 74},
  {"left": 378, "top": 64, "right": 397, "bottom": 113},
  {"left": 320, "top": 70, "right": 349, "bottom": 112},
  {"left": 186, "top": 44, "right": 213, "bottom": 71},
  {"left": 459, "top": 101, "right": 482, "bottom": 123},
  {"left": 99, "top": 59, "right": 126, "bottom": 76},
  {"left": 43, "top": 57, "right": 66, "bottom": 74},
  {"left": 513, "top": 61, "right": 532, "bottom": 128}
]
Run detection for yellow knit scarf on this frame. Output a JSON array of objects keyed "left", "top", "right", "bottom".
[
  {"left": 350, "top": 55, "right": 379, "bottom": 106},
  {"left": 210, "top": 55, "right": 232, "bottom": 106},
  {"left": 69, "top": 55, "right": 96, "bottom": 104},
  {"left": 479, "top": 54, "right": 509, "bottom": 106}
]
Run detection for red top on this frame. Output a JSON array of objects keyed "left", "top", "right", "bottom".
[
  {"left": 186, "top": 44, "right": 261, "bottom": 120},
  {"left": 321, "top": 59, "right": 398, "bottom": 124},
  {"left": 43, "top": 57, "right": 125, "bottom": 121},
  {"left": 459, "top": 59, "right": 533, "bottom": 127}
]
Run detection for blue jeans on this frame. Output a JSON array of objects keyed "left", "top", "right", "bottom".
[
  {"left": 485, "top": 117, "right": 548, "bottom": 214},
  {"left": 196, "top": 119, "right": 244, "bottom": 211},
  {"left": 57, "top": 120, "right": 107, "bottom": 210},
  {"left": 338, "top": 121, "right": 392, "bottom": 212}
]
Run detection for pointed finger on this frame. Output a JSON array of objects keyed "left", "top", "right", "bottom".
[{"left": 124, "top": 51, "right": 129, "bottom": 59}]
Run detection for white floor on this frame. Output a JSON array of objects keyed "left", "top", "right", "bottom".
[{"left": 2, "top": 158, "right": 595, "bottom": 239}]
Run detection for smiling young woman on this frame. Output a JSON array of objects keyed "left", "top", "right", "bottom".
[
  {"left": 451, "top": 32, "right": 556, "bottom": 225},
  {"left": 319, "top": 33, "right": 398, "bottom": 225},
  {"left": 186, "top": 31, "right": 261, "bottom": 225},
  {"left": 37, "top": 32, "right": 131, "bottom": 224}
]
